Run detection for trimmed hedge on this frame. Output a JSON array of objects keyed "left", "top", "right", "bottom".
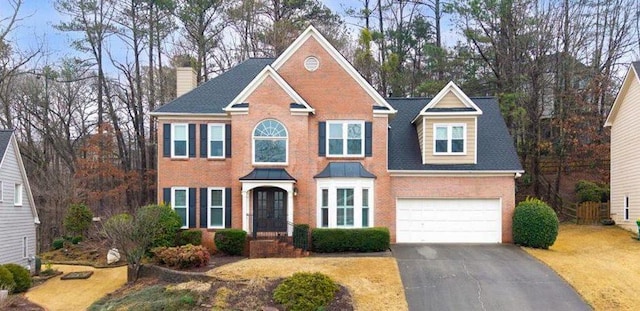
[
  {"left": 175, "top": 229, "right": 202, "bottom": 246},
  {"left": 0, "top": 265, "right": 15, "bottom": 292},
  {"left": 3, "top": 263, "right": 31, "bottom": 293},
  {"left": 512, "top": 197, "right": 559, "bottom": 249},
  {"left": 273, "top": 272, "right": 338, "bottom": 311},
  {"left": 152, "top": 244, "right": 210, "bottom": 269},
  {"left": 312, "top": 227, "right": 390, "bottom": 253},
  {"left": 214, "top": 229, "right": 247, "bottom": 256}
]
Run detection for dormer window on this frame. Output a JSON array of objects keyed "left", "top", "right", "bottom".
[{"left": 434, "top": 124, "right": 466, "bottom": 155}]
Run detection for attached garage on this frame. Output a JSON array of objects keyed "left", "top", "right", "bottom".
[{"left": 396, "top": 198, "right": 502, "bottom": 243}]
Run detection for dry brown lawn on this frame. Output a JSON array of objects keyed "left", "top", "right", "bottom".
[
  {"left": 25, "top": 264, "right": 126, "bottom": 311},
  {"left": 208, "top": 257, "right": 408, "bottom": 311},
  {"left": 525, "top": 224, "right": 640, "bottom": 311}
]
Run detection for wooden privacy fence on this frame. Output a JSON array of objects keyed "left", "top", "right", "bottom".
[{"left": 576, "top": 202, "right": 610, "bottom": 225}]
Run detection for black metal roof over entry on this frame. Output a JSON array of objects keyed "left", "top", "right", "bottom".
[
  {"left": 314, "top": 162, "right": 376, "bottom": 179},
  {"left": 239, "top": 168, "right": 296, "bottom": 181}
]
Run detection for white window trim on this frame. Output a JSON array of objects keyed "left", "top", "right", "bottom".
[
  {"left": 171, "top": 123, "right": 189, "bottom": 158},
  {"left": 171, "top": 187, "right": 189, "bottom": 229},
  {"left": 316, "top": 178, "right": 374, "bottom": 228},
  {"left": 252, "top": 119, "right": 289, "bottom": 166},
  {"left": 0, "top": 180, "right": 3, "bottom": 202},
  {"left": 23, "top": 236, "right": 28, "bottom": 258},
  {"left": 207, "top": 124, "right": 225, "bottom": 159},
  {"left": 326, "top": 120, "right": 365, "bottom": 157},
  {"left": 208, "top": 187, "right": 225, "bottom": 229},
  {"left": 14, "top": 183, "right": 22, "bottom": 206},
  {"left": 433, "top": 123, "right": 467, "bottom": 155},
  {"left": 624, "top": 195, "right": 630, "bottom": 221}
]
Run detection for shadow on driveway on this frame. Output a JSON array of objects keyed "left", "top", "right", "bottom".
[{"left": 392, "top": 244, "right": 591, "bottom": 311}]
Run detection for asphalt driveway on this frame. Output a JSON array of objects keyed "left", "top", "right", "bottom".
[{"left": 392, "top": 244, "right": 590, "bottom": 311}]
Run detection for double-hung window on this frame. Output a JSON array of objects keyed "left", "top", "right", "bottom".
[
  {"left": 172, "top": 124, "right": 188, "bottom": 158},
  {"left": 208, "top": 124, "right": 225, "bottom": 158},
  {"left": 208, "top": 188, "right": 225, "bottom": 228},
  {"left": 172, "top": 187, "right": 189, "bottom": 228},
  {"left": 624, "top": 196, "right": 630, "bottom": 220},
  {"left": 14, "top": 183, "right": 22, "bottom": 206},
  {"left": 22, "top": 237, "right": 28, "bottom": 258},
  {"left": 327, "top": 121, "right": 364, "bottom": 156},
  {"left": 434, "top": 124, "right": 465, "bottom": 154},
  {"left": 336, "top": 188, "right": 354, "bottom": 226}
]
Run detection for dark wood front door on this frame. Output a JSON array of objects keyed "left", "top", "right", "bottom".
[{"left": 253, "top": 187, "right": 287, "bottom": 234}]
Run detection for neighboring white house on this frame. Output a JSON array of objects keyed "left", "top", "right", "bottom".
[
  {"left": 0, "top": 130, "right": 39, "bottom": 271},
  {"left": 605, "top": 62, "right": 640, "bottom": 232}
]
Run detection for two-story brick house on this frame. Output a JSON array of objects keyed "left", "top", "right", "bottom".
[{"left": 151, "top": 26, "right": 523, "bottom": 246}]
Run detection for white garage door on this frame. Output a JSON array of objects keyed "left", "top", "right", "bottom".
[{"left": 396, "top": 199, "right": 502, "bottom": 243}]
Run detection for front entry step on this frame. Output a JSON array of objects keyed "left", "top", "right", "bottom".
[{"left": 249, "top": 239, "right": 310, "bottom": 258}]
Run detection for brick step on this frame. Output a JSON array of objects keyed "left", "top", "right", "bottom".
[{"left": 249, "top": 239, "right": 310, "bottom": 258}]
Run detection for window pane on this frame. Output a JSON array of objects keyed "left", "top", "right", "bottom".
[
  {"left": 347, "top": 123, "right": 361, "bottom": 139},
  {"left": 435, "top": 140, "right": 448, "bottom": 153},
  {"left": 210, "top": 125, "right": 223, "bottom": 140},
  {"left": 210, "top": 189, "right": 222, "bottom": 206},
  {"left": 337, "top": 208, "right": 345, "bottom": 226},
  {"left": 328, "top": 139, "right": 343, "bottom": 155},
  {"left": 362, "top": 189, "right": 369, "bottom": 207},
  {"left": 452, "top": 139, "right": 464, "bottom": 153},
  {"left": 346, "top": 189, "right": 354, "bottom": 206},
  {"left": 254, "top": 120, "right": 286, "bottom": 137},
  {"left": 210, "top": 141, "right": 223, "bottom": 157},
  {"left": 174, "top": 125, "right": 186, "bottom": 140},
  {"left": 362, "top": 208, "right": 369, "bottom": 227},
  {"left": 175, "top": 207, "right": 187, "bottom": 227},
  {"left": 321, "top": 208, "right": 329, "bottom": 227},
  {"left": 174, "top": 141, "right": 187, "bottom": 156},
  {"left": 329, "top": 123, "right": 343, "bottom": 138},
  {"left": 254, "top": 139, "right": 286, "bottom": 162},
  {"left": 346, "top": 208, "right": 354, "bottom": 226},
  {"left": 452, "top": 126, "right": 464, "bottom": 139},
  {"left": 337, "top": 189, "right": 345, "bottom": 206},
  {"left": 174, "top": 190, "right": 186, "bottom": 207},
  {"left": 210, "top": 208, "right": 223, "bottom": 227},
  {"left": 435, "top": 127, "right": 447, "bottom": 140},
  {"left": 322, "top": 189, "right": 328, "bottom": 207},
  {"left": 347, "top": 139, "right": 362, "bottom": 155}
]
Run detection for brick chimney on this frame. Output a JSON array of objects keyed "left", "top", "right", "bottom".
[{"left": 176, "top": 67, "right": 197, "bottom": 97}]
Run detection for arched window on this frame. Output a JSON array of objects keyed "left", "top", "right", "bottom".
[{"left": 253, "top": 119, "right": 288, "bottom": 164}]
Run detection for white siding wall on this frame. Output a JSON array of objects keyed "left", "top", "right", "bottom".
[
  {"left": 611, "top": 72, "right": 640, "bottom": 232},
  {"left": 0, "top": 140, "right": 37, "bottom": 269}
]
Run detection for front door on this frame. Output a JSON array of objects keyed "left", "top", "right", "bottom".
[{"left": 253, "top": 187, "right": 287, "bottom": 234}]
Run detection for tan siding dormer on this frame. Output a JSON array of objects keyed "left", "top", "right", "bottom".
[
  {"left": 437, "top": 92, "right": 468, "bottom": 108},
  {"left": 415, "top": 117, "right": 425, "bottom": 161},
  {"left": 422, "top": 116, "right": 477, "bottom": 164}
]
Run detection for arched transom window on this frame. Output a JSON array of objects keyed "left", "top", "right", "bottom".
[{"left": 253, "top": 119, "right": 288, "bottom": 164}]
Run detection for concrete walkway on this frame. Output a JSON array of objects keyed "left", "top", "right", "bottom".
[
  {"left": 392, "top": 244, "right": 591, "bottom": 311},
  {"left": 26, "top": 264, "right": 126, "bottom": 311}
]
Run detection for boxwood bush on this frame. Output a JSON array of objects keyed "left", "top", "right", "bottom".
[
  {"left": 3, "top": 263, "right": 31, "bottom": 293},
  {"left": 0, "top": 265, "right": 15, "bottom": 292},
  {"left": 214, "top": 229, "right": 247, "bottom": 255},
  {"left": 175, "top": 229, "right": 203, "bottom": 246},
  {"left": 273, "top": 272, "right": 338, "bottom": 311},
  {"left": 312, "top": 227, "right": 390, "bottom": 253},
  {"left": 575, "top": 180, "right": 609, "bottom": 203},
  {"left": 52, "top": 237, "right": 65, "bottom": 250},
  {"left": 512, "top": 197, "right": 559, "bottom": 249}
]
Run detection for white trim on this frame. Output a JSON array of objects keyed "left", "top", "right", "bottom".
[
  {"left": 474, "top": 117, "right": 478, "bottom": 164},
  {"left": 0, "top": 134, "right": 39, "bottom": 223},
  {"left": 171, "top": 123, "right": 189, "bottom": 158},
  {"left": 14, "top": 183, "right": 23, "bottom": 206},
  {"left": 624, "top": 195, "right": 630, "bottom": 220},
  {"left": 605, "top": 64, "right": 638, "bottom": 127},
  {"left": 22, "top": 236, "right": 28, "bottom": 258},
  {"left": 224, "top": 66, "right": 315, "bottom": 114},
  {"left": 207, "top": 124, "right": 225, "bottom": 159},
  {"left": 171, "top": 187, "right": 189, "bottom": 229},
  {"left": 207, "top": 187, "right": 225, "bottom": 229},
  {"left": 240, "top": 181, "right": 295, "bottom": 235},
  {"left": 433, "top": 123, "right": 467, "bottom": 155},
  {"left": 316, "top": 178, "right": 374, "bottom": 229},
  {"left": 388, "top": 170, "right": 524, "bottom": 177},
  {"left": 270, "top": 25, "right": 396, "bottom": 114},
  {"left": 412, "top": 81, "right": 482, "bottom": 123},
  {"left": 252, "top": 119, "right": 289, "bottom": 165},
  {"left": 0, "top": 180, "right": 3, "bottom": 202},
  {"left": 326, "top": 120, "right": 365, "bottom": 157}
]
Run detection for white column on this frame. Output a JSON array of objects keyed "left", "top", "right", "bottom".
[
  {"left": 242, "top": 190, "right": 249, "bottom": 233},
  {"left": 287, "top": 190, "right": 294, "bottom": 236}
]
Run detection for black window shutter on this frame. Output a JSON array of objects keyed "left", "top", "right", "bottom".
[
  {"left": 200, "top": 124, "right": 207, "bottom": 158},
  {"left": 162, "top": 188, "right": 171, "bottom": 206},
  {"left": 318, "top": 122, "right": 326, "bottom": 156},
  {"left": 225, "top": 124, "right": 232, "bottom": 158},
  {"left": 225, "top": 188, "right": 232, "bottom": 228},
  {"left": 200, "top": 188, "right": 207, "bottom": 228},
  {"left": 162, "top": 124, "right": 171, "bottom": 157},
  {"left": 365, "top": 121, "right": 373, "bottom": 157},
  {"left": 188, "top": 188, "right": 196, "bottom": 228},
  {"left": 188, "top": 124, "right": 196, "bottom": 158}
]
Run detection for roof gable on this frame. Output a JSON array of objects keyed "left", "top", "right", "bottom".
[
  {"left": 224, "top": 66, "right": 314, "bottom": 113},
  {"left": 412, "top": 81, "right": 482, "bottom": 123},
  {"left": 271, "top": 25, "right": 396, "bottom": 114},
  {"left": 605, "top": 62, "right": 640, "bottom": 127},
  {"left": 0, "top": 130, "right": 40, "bottom": 224}
]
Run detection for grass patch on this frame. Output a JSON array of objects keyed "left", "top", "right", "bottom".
[{"left": 88, "top": 285, "right": 198, "bottom": 311}]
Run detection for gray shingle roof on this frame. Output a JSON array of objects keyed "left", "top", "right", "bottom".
[
  {"left": 387, "top": 97, "right": 523, "bottom": 171},
  {"left": 633, "top": 61, "right": 640, "bottom": 75},
  {"left": 153, "top": 58, "right": 275, "bottom": 114},
  {"left": 0, "top": 129, "right": 13, "bottom": 159},
  {"left": 314, "top": 162, "right": 376, "bottom": 178},
  {"left": 240, "top": 168, "right": 296, "bottom": 181}
]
